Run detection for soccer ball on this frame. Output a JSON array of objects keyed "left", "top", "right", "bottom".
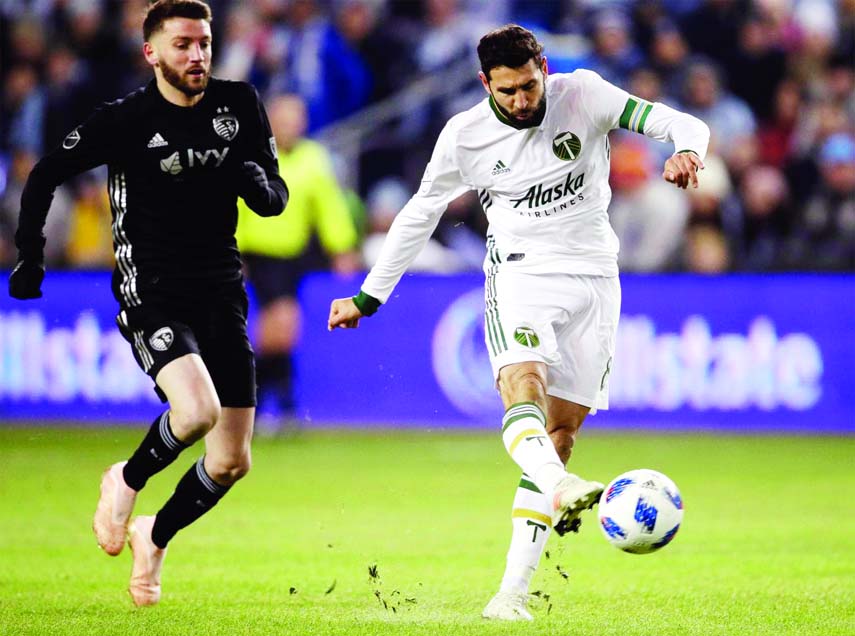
[{"left": 598, "top": 469, "right": 684, "bottom": 554}]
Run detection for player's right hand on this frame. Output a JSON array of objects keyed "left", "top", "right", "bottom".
[
  {"left": 328, "top": 297, "right": 363, "bottom": 331},
  {"left": 9, "top": 259, "right": 45, "bottom": 300}
]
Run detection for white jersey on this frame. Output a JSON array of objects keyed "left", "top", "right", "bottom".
[{"left": 362, "top": 70, "right": 709, "bottom": 303}]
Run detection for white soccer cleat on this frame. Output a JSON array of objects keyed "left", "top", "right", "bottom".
[
  {"left": 128, "top": 515, "right": 167, "bottom": 607},
  {"left": 551, "top": 473, "right": 605, "bottom": 536},
  {"left": 482, "top": 591, "right": 533, "bottom": 621},
  {"left": 93, "top": 461, "right": 138, "bottom": 556}
]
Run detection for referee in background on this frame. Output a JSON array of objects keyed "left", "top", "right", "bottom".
[{"left": 8, "top": 0, "right": 288, "bottom": 606}]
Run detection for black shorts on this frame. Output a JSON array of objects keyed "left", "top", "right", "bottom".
[
  {"left": 241, "top": 253, "right": 303, "bottom": 305},
  {"left": 116, "top": 285, "right": 256, "bottom": 407}
]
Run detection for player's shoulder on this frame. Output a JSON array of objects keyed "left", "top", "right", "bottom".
[
  {"left": 548, "top": 69, "right": 606, "bottom": 95},
  {"left": 80, "top": 83, "right": 149, "bottom": 126},
  {"left": 444, "top": 98, "right": 493, "bottom": 138},
  {"left": 207, "top": 77, "right": 261, "bottom": 104}
]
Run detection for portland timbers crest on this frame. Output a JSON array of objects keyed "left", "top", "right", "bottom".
[
  {"left": 514, "top": 326, "right": 540, "bottom": 348},
  {"left": 213, "top": 107, "right": 239, "bottom": 141},
  {"left": 552, "top": 131, "right": 581, "bottom": 161}
]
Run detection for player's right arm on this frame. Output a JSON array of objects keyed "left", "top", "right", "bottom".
[
  {"left": 9, "top": 106, "right": 116, "bottom": 299},
  {"left": 328, "top": 120, "right": 469, "bottom": 331}
]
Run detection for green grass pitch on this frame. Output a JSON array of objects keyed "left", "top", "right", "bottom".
[{"left": 0, "top": 427, "right": 852, "bottom": 635}]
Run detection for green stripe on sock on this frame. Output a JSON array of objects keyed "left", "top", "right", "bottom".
[
  {"left": 502, "top": 412, "right": 540, "bottom": 432},
  {"left": 619, "top": 97, "right": 638, "bottom": 130},
  {"left": 502, "top": 404, "right": 546, "bottom": 432},
  {"left": 518, "top": 477, "right": 542, "bottom": 493}
]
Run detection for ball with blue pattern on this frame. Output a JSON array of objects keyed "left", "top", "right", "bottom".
[{"left": 597, "top": 469, "right": 684, "bottom": 554}]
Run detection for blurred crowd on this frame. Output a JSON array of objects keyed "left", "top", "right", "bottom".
[{"left": 1, "top": 0, "right": 854, "bottom": 274}]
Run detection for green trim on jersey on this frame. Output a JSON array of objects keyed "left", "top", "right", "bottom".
[
  {"left": 488, "top": 95, "right": 545, "bottom": 130},
  {"left": 353, "top": 290, "right": 381, "bottom": 316},
  {"left": 484, "top": 253, "right": 508, "bottom": 357},
  {"left": 619, "top": 98, "right": 653, "bottom": 134}
]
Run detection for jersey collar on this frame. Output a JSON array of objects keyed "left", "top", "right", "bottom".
[{"left": 488, "top": 93, "right": 547, "bottom": 130}]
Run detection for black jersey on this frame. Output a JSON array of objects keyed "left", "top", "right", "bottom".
[{"left": 16, "top": 78, "right": 287, "bottom": 307}]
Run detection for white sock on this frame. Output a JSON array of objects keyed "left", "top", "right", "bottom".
[
  {"left": 499, "top": 473, "right": 552, "bottom": 594},
  {"left": 502, "top": 402, "right": 565, "bottom": 497}
]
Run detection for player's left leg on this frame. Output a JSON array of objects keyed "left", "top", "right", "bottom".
[{"left": 128, "top": 407, "right": 254, "bottom": 606}]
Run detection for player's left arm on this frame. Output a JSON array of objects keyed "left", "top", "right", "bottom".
[
  {"left": 635, "top": 102, "right": 709, "bottom": 189},
  {"left": 579, "top": 70, "right": 710, "bottom": 189},
  {"left": 238, "top": 85, "right": 289, "bottom": 217}
]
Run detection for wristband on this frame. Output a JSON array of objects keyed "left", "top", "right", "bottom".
[{"left": 352, "top": 290, "right": 381, "bottom": 316}]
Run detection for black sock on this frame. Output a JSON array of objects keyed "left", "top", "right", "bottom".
[
  {"left": 123, "top": 411, "right": 189, "bottom": 491},
  {"left": 151, "top": 456, "right": 230, "bottom": 548}
]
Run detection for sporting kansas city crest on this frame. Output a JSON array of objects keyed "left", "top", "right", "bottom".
[
  {"left": 213, "top": 107, "right": 239, "bottom": 141},
  {"left": 552, "top": 131, "right": 582, "bottom": 161}
]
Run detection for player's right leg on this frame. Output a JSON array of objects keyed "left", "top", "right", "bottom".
[{"left": 545, "top": 397, "right": 601, "bottom": 535}]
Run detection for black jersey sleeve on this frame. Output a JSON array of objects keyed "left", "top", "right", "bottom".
[
  {"left": 237, "top": 85, "right": 288, "bottom": 218},
  {"left": 16, "top": 105, "right": 117, "bottom": 259}
]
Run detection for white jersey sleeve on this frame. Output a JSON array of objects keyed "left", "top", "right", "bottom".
[
  {"left": 361, "top": 119, "right": 470, "bottom": 303},
  {"left": 579, "top": 69, "right": 710, "bottom": 159}
]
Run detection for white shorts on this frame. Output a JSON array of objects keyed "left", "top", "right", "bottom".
[{"left": 484, "top": 269, "right": 621, "bottom": 412}]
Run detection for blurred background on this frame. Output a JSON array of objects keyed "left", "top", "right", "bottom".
[{"left": 0, "top": 0, "right": 852, "bottom": 431}]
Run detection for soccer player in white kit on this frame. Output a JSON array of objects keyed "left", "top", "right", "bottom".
[{"left": 328, "top": 25, "right": 709, "bottom": 621}]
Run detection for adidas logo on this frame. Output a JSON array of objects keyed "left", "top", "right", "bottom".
[
  {"left": 147, "top": 133, "right": 168, "bottom": 148},
  {"left": 491, "top": 159, "right": 511, "bottom": 176}
]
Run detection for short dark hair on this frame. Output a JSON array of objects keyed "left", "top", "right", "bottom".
[
  {"left": 143, "top": 0, "right": 212, "bottom": 42},
  {"left": 477, "top": 24, "right": 544, "bottom": 79}
]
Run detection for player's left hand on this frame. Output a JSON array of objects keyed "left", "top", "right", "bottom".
[
  {"left": 241, "top": 161, "right": 269, "bottom": 193},
  {"left": 328, "top": 297, "right": 363, "bottom": 331},
  {"left": 9, "top": 259, "right": 45, "bottom": 300},
  {"left": 663, "top": 151, "right": 704, "bottom": 189}
]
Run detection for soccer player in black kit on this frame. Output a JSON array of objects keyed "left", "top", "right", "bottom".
[{"left": 8, "top": 1, "right": 288, "bottom": 606}]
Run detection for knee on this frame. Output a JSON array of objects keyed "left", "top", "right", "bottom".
[
  {"left": 170, "top": 397, "right": 222, "bottom": 441},
  {"left": 206, "top": 451, "right": 251, "bottom": 486},
  {"left": 500, "top": 370, "right": 548, "bottom": 404}
]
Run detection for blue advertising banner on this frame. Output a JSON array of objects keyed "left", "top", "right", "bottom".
[
  {"left": 0, "top": 272, "right": 160, "bottom": 421},
  {"left": 1, "top": 271, "right": 853, "bottom": 432},
  {"left": 296, "top": 273, "right": 854, "bottom": 432}
]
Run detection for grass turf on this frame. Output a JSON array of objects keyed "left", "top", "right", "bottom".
[{"left": 0, "top": 427, "right": 852, "bottom": 635}]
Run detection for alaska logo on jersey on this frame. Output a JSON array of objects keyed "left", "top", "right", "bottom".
[
  {"left": 511, "top": 169, "right": 585, "bottom": 209},
  {"left": 213, "top": 107, "right": 239, "bottom": 141},
  {"left": 552, "top": 131, "right": 582, "bottom": 161}
]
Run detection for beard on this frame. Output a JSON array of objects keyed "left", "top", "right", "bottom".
[
  {"left": 159, "top": 58, "right": 209, "bottom": 96},
  {"left": 495, "top": 93, "right": 547, "bottom": 127}
]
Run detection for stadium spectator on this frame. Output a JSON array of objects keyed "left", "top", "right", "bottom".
[
  {"left": 334, "top": 0, "right": 413, "bottom": 103},
  {"left": 679, "top": 57, "right": 757, "bottom": 174},
  {"left": 608, "top": 135, "right": 690, "bottom": 271},
  {"left": 724, "top": 11, "right": 787, "bottom": 121},
  {"left": 260, "top": 0, "right": 372, "bottom": 132},
  {"left": 734, "top": 164, "right": 793, "bottom": 270},
  {"left": 237, "top": 93, "right": 359, "bottom": 423},
  {"left": 789, "top": 133, "right": 855, "bottom": 270},
  {"left": 757, "top": 78, "right": 801, "bottom": 169},
  {"left": 646, "top": 19, "right": 690, "bottom": 99},
  {"left": 584, "top": 7, "right": 645, "bottom": 87}
]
